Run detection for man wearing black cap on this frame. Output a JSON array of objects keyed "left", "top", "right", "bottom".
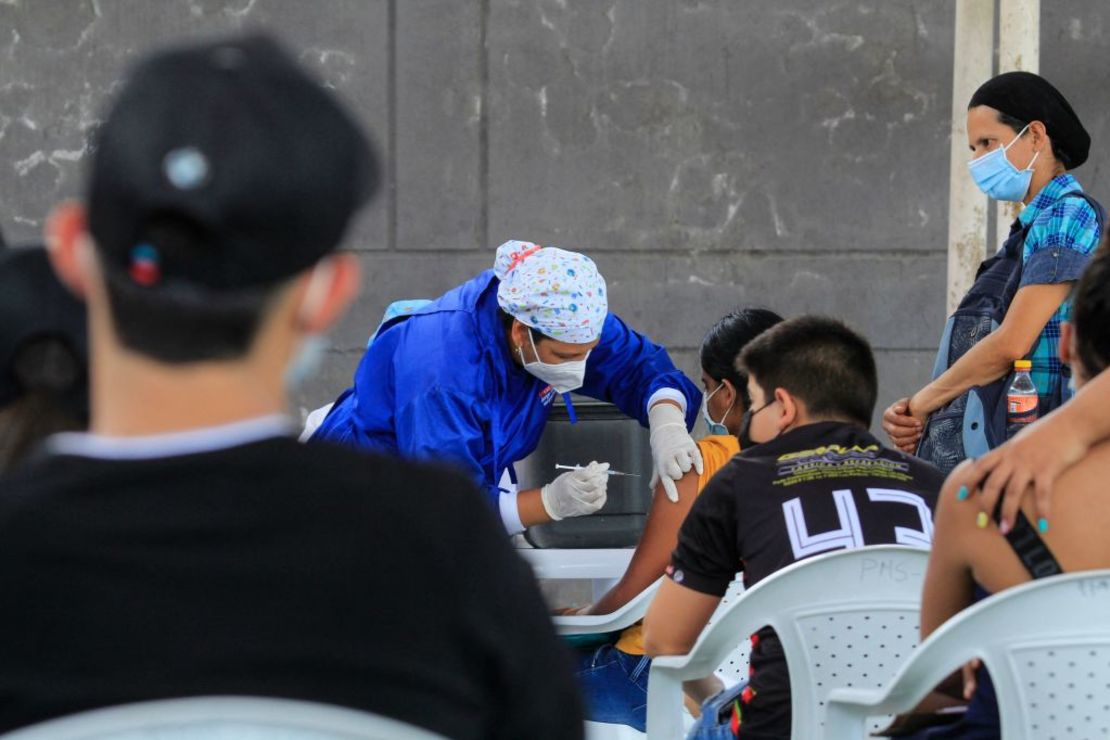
[
  {"left": 884, "top": 71, "right": 1104, "bottom": 479},
  {"left": 0, "top": 34, "right": 583, "bottom": 740}
]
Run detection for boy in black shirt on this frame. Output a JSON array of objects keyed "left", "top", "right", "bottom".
[
  {"left": 643, "top": 316, "right": 942, "bottom": 739},
  {"left": 0, "top": 34, "right": 583, "bottom": 740}
]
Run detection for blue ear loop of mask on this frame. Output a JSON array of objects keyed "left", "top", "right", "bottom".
[{"left": 967, "top": 123, "right": 1040, "bottom": 203}]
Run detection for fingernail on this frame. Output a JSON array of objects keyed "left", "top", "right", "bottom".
[
  {"left": 1038, "top": 518, "right": 1049, "bottom": 534},
  {"left": 956, "top": 485, "right": 968, "bottom": 501},
  {"left": 999, "top": 519, "right": 1011, "bottom": 535},
  {"left": 976, "top": 512, "right": 988, "bottom": 529}
]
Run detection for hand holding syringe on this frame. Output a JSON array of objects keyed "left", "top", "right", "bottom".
[{"left": 555, "top": 463, "right": 640, "bottom": 478}]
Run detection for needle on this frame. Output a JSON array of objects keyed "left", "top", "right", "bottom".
[{"left": 555, "top": 463, "right": 640, "bottom": 477}]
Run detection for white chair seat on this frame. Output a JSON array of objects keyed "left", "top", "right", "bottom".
[
  {"left": 0, "top": 696, "right": 447, "bottom": 740},
  {"left": 646, "top": 545, "right": 930, "bottom": 740},
  {"left": 824, "top": 570, "right": 1110, "bottom": 739}
]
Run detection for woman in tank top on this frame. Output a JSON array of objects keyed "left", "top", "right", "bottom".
[{"left": 916, "top": 244, "right": 1110, "bottom": 738}]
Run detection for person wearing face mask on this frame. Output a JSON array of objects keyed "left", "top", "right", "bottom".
[
  {"left": 311, "top": 240, "right": 702, "bottom": 534},
  {"left": 883, "top": 71, "right": 1104, "bottom": 474},
  {"left": 643, "top": 316, "right": 943, "bottom": 740},
  {"left": 558, "top": 308, "right": 782, "bottom": 733}
]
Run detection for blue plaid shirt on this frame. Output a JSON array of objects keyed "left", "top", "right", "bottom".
[{"left": 1016, "top": 174, "right": 1101, "bottom": 401}]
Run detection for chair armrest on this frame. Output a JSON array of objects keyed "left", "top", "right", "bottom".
[
  {"left": 518, "top": 548, "right": 635, "bottom": 580},
  {"left": 824, "top": 686, "right": 898, "bottom": 738},
  {"left": 553, "top": 613, "right": 641, "bottom": 635},
  {"left": 553, "top": 578, "right": 664, "bottom": 635}
]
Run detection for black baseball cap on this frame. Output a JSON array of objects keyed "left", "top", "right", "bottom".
[
  {"left": 88, "top": 33, "right": 378, "bottom": 292},
  {"left": 0, "top": 247, "right": 87, "bottom": 411}
]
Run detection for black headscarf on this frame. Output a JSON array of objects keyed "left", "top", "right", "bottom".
[{"left": 969, "top": 71, "right": 1090, "bottom": 169}]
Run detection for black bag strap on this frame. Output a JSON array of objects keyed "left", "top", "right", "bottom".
[{"left": 992, "top": 497, "right": 1063, "bottom": 579}]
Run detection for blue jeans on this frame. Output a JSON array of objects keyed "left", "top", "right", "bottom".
[
  {"left": 685, "top": 681, "right": 747, "bottom": 740},
  {"left": 574, "top": 644, "right": 651, "bottom": 732}
]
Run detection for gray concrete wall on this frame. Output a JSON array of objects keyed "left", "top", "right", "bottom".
[{"left": 2, "top": 1, "right": 1108, "bottom": 432}]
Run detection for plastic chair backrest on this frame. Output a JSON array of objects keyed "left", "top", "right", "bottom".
[
  {"left": 1, "top": 696, "right": 449, "bottom": 740},
  {"left": 554, "top": 577, "right": 663, "bottom": 635},
  {"left": 824, "top": 570, "right": 1110, "bottom": 739},
  {"left": 645, "top": 545, "right": 929, "bottom": 740}
]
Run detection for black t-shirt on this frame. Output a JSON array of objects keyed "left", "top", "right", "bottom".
[
  {"left": 0, "top": 436, "right": 583, "bottom": 740},
  {"left": 670, "top": 422, "right": 943, "bottom": 739}
]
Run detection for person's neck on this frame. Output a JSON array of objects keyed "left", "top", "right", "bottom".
[
  {"left": 1023, "top": 166, "right": 1067, "bottom": 206},
  {"left": 782, "top": 414, "right": 861, "bottom": 436},
  {"left": 89, "top": 348, "right": 287, "bottom": 438}
]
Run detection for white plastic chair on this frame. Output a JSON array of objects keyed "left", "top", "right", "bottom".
[
  {"left": 824, "top": 570, "right": 1110, "bottom": 740},
  {"left": 554, "top": 577, "right": 663, "bottom": 635},
  {"left": 645, "top": 545, "right": 930, "bottom": 740},
  {"left": 0, "top": 696, "right": 448, "bottom": 739}
]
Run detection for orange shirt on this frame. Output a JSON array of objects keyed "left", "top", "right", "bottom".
[{"left": 614, "top": 434, "right": 741, "bottom": 655}]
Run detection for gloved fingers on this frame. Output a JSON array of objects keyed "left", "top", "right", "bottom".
[
  {"left": 674, "top": 447, "right": 694, "bottom": 475},
  {"left": 660, "top": 474, "right": 679, "bottom": 503},
  {"left": 691, "top": 442, "right": 704, "bottom": 476},
  {"left": 648, "top": 469, "right": 661, "bottom": 493},
  {"left": 662, "top": 457, "right": 683, "bottom": 482}
]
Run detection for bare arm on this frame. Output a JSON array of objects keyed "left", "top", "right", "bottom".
[
  {"left": 911, "top": 283, "right": 1072, "bottom": 416},
  {"left": 516, "top": 487, "right": 553, "bottom": 528},
  {"left": 962, "top": 364, "right": 1110, "bottom": 532},
  {"left": 584, "top": 471, "right": 699, "bottom": 616},
  {"left": 642, "top": 578, "right": 722, "bottom": 656},
  {"left": 920, "top": 466, "right": 978, "bottom": 639}
]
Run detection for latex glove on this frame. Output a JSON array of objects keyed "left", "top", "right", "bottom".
[
  {"left": 648, "top": 403, "right": 703, "bottom": 503},
  {"left": 541, "top": 461, "right": 610, "bottom": 521}
]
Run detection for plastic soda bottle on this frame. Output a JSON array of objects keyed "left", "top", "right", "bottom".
[{"left": 1006, "top": 359, "right": 1038, "bottom": 438}]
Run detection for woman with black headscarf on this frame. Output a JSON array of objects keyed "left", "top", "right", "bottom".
[{"left": 883, "top": 72, "right": 1103, "bottom": 481}]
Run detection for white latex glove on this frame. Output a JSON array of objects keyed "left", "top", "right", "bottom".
[
  {"left": 648, "top": 403, "right": 704, "bottom": 503},
  {"left": 541, "top": 461, "right": 610, "bottom": 521}
]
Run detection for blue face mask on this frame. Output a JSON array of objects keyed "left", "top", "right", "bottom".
[
  {"left": 700, "top": 384, "right": 733, "bottom": 436},
  {"left": 967, "top": 124, "right": 1040, "bottom": 203}
]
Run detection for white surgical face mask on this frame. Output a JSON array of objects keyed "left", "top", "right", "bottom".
[
  {"left": 700, "top": 384, "right": 732, "bottom": 436},
  {"left": 518, "top": 330, "right": 589, "bottom": 394}
]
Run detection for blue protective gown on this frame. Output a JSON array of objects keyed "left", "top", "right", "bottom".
[{"left": 313, "top": 270, "right": 701, "bottom": 506}]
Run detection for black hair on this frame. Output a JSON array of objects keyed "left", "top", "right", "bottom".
[
  {"left": 995, "top": 110, "right": 1074, "bottom": 170},
  {"left": 700, "top": 308, "right": 784, "bottom": 408},
  {"left": 100, "top": 217, "right": 286, "bottom": 363},
  {"left": 1072, "top": 239, "right": 1110, "bottom": 378},
  {"left": 498, "top": 308, "right": 545, "bottom": 345},
  {"left": 739, "top": 315, "right": 877, "bottom": 428},
  {"left": 0, "top": 336, "right": 87, "bottom": 474}
]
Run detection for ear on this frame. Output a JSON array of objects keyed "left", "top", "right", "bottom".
[
  {"left": 773, "top": 387, "right": 797, "bottom": 432},
  {"left": 293, "top": 253, "right": 360, "bottom": 334},
  {"left": 719, "top": 378, "right": 738, "bottom": 410},
  {"left": 1029, "top": 120, "right": 1049, "bottom": 153},
  {"left": 1059, "top": 321, "right": 1074, "bottom": 366},
  {"left": 44, "top": 201, "right": 93, "bottom": 299}
]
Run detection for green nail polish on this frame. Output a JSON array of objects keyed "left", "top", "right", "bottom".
[
  {"left": 976, "top": 512, "right": 989, "bottom": 529},
  {"left": 956, "top": 485, "right": 969, "bottom": 501},
  {"left": 1038, "top": 518, "right": 1049, "bottom": 534}
]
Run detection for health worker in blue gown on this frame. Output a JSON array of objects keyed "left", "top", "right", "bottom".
[{"left": 311, "top": 240, "right": 703, "bottom": 534}]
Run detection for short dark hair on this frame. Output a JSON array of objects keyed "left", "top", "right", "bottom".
[
  {"left": 99, "top": 216, "right": 287, "bottom": 363},
  {"left": 1072, "top": 240, "right": 1110, "bottom": 378},
  {"left": 700, "top": 308, "right": 784, "bottom": 409},
  {"left": 996, "top": 110, "right": 1075, "bottom": 170},
  {"left": 739, "top": 316, "right": 877, "bottom": 428},
  {"left": 0, "top": 337, "right": 87, "bottom": 474}
]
